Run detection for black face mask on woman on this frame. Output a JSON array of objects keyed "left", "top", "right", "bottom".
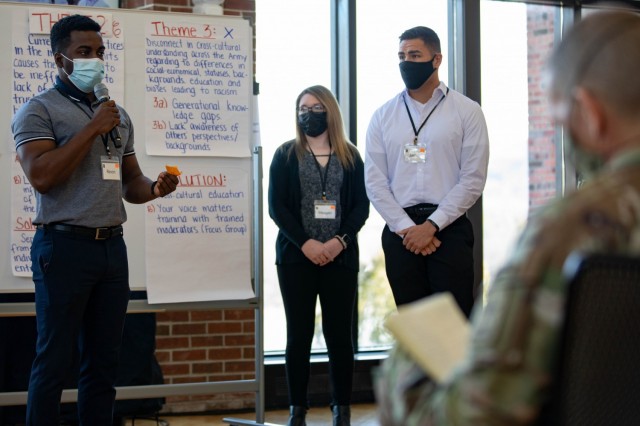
[
  {"left": 399, "top": 55, "right": 437, "bottom": 90},
  {"left": 298, "top": 112, "right": 328, "bottom": 137}
]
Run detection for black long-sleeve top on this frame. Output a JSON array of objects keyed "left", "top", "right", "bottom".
[{"left": 268, "top": 140, "right": 370, "bottom": 271}]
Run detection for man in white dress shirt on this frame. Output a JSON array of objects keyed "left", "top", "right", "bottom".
[{"left": 364, "top": 26, "right": 490, "bottom": 316}]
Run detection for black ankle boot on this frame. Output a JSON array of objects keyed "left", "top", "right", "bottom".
[
  {"left": 287, "top": 405, "right": 307, "bottom": 426},
  {"left": 331, "top": 405, "right": 351, "bottom": 426}
]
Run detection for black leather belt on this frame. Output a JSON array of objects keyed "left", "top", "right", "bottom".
[
  {"left": 404, "top": 203, "right": 438, "bottom": 216},
  {"left": 38, "top": 223, "right": 123, "bottom": 240}
]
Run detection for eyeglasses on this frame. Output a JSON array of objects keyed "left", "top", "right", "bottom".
[{"left": 297, "top": 104, "right": 326, "bottom": 115}]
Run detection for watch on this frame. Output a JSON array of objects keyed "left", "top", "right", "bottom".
[{"left": 341, "top": 234, "right": 352, "bottom": 247}]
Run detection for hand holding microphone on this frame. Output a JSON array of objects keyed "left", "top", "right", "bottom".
[{"left": 94, "top": 83, "right": 122, "bottom": 147}]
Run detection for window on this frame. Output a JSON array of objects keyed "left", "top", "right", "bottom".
[
  {"left": 480, "top": 1, "right": 560, "bottom": 293},
  {"left": 256, "top": 0, "right": 332, "bottom": 353}
]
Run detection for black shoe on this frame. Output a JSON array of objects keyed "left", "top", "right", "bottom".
[
  {"left": 331, "top": 405, "right": 351, "bottom": 426},
  {"left": 287, "top": 405, "right": 307, "bottom": 426}
]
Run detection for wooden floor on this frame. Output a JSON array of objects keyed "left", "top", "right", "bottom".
[{"left": 124, "top": 403, "right": 379, "bottom": 426}]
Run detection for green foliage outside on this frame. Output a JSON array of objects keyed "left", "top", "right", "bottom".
[{"left": 312, "top": 252, "right": 396, "bottom": 351}]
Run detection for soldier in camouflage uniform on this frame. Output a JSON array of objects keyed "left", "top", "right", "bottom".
[{"left": 374, "top": 10, "right": 640, "bottom": 426}]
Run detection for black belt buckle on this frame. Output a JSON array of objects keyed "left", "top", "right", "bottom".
[
  {"left": 94, "top": 227, "right": 110, "bottom": 240},
  {"left": 406, "top": 204, "right": 437, "bottom": 216}
]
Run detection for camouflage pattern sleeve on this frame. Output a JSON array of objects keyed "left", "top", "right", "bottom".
[{"left": 374, "top": 150, "right": 640, "bottom": 425}]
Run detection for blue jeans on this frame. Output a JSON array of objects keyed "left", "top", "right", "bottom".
[{"left": 26, "top": 227, "right": 130, "bottom": 426}]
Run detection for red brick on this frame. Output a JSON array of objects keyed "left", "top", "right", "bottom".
[
  {"left": 191, "top": 310, "right": 222, "bottom": 321},
  {"left": 192, "top": 362, "right": 223, "bottom": 374},
  {"left": 155, "top": 351, "right": 170, "bottom": 363},
  {"left": 156, "top": 311, "right": 189, "bottom": 322},
  {"left": 207, "top": 322, "right": 242, "bottom": 334},
  {"left": 165, "top": 395, "right": 191, "bottom": 403},
  {"left": 155, "top": 324, "right": 170, "bottom": 336},
  {"left": 191, "top": 336, "right": 224, "bottom": 347},
  {"left": 224, "top": 309, "right": 254, "bottom": 321},
  {"left": 225, "top": 361, "right": 254, "bottom": 373},
  {"left": 171, "top": 376, "right": 208, "bottom": 384},
  {"left": 224, "top": 334, "right": 254, "bottom": 346},
  {"left": 156, "top": 337, "right": 189, "bottom": 350},
  {"left": 161, "top": 363, "right": 190, "bottom": 376},
  {"left": 224, "top": 0, "right": 254, "bottom": 10},
  {"left": 152, "top": 0, "right": 189, "bottom": 5},
  {"left": 172, "top": 349, "right": 207, "bottom": 361},
  {"left": 170, "top": 6, "right": 193, "bottom": 12},
  {"left": 208, "top": 347, "right": 242, "bottom": 360},
  {"left": 243, "top": 321, "right": 255, "bottom": 333},
  {"left": 209, "top": 373, "right": 242, "bottom": 382},
  {"left": 172, "top": 323, "right": 207, "bottom": 335}
]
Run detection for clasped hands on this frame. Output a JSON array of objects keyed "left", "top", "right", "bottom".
[
  {"left": 302, "top": 238, "right": 344, "bottom": 266},
  {"left": 397, "top": 221, "right": 441, "bottom": 256}
]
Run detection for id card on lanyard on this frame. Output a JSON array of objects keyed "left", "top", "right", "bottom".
[
  {"left": 309, "top": 145, "right": 336, "bottom": 220},
  {"left": 314, "top": 199, "right": 337, "bottom": 219},
  {"left": 403, "top": 88, "right": 448, "bottom": 164},
  {"left": 101, "top": 155, "right": 121, "bottom": 180}
]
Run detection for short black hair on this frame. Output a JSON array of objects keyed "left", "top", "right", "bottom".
[
  {"left": 399, "top": 26, "right": 441, "bottom": 53},
  {"left": 50, "top": 15, "right": 101, "bottom": 54}
]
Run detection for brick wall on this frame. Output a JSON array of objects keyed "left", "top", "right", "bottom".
[
  {"left": 527, "top": 5, "right": 557, "bottom": 210},
  {"left": 155, "top": 308, "right": 256, "bottom": 413},
  {"left": 118, "top": 0, "right": 257, "bottom": 414}
]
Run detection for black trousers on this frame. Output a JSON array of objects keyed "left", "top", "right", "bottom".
[
  {"left": 382, "top": 213, "right": 475, "bottom": 317},
  {"left": 277, "top": 261, "right": 357, "bottom": 407}
]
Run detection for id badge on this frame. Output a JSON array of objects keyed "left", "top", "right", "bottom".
[
  {"left": 403, "top": 143, "right": 427, "bottom": 163},
  {"left": 101, "top": 156, "right": 121, "bottom": 181},
  {"left": 314, "top": 199, "right": 337, "bottom": 219}
]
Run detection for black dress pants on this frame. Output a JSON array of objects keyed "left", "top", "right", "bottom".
[
  {"left": 382, "top": 214, "right": 475, "bottom": 317},
  {"left": 277, "top": 261, "right": 357, "bottom": 407}
]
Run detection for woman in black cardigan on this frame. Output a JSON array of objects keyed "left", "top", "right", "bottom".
[{"left": 268, "top": 85, "right": 369, "bottom": 426}]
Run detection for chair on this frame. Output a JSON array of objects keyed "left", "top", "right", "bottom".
[{"left": 540, "top": 252, "right": 640, "bottom": 426}]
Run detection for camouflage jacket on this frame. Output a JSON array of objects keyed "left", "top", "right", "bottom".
[{"left": 375, "top": 148, "right": 640, "bottom": 425}]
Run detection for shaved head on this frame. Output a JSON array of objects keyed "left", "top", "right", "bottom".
[{"left": 548, "top": 11, "right": 640, "bottom": 120}]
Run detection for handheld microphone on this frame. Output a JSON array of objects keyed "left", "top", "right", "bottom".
[{"left": 93, "top": 83, "right": 122, "bottom": 147}]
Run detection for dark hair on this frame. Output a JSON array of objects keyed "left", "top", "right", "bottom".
[
  {"left": 399, "top": 26, "right": 441, "bottom": 53},
  {"left": 50, "top": 15, "right": 101, "bottom": 54}
]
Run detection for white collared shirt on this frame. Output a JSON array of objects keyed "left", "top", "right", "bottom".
[{"left": 364, "top": 82, "right": 490, "bottom": 232}]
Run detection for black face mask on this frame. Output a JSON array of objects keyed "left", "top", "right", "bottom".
[
  {"left": 298, "top": 112, "right": 328, "bottom": 137},
  {"left": 399, "top": 56, "right": 437, "bottom": 90}
]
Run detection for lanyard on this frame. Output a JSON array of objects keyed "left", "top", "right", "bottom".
[
  {"left": 403, "top": 87, "right": 449, "bottom": 145},
  {"left": 55, "top": 86, "right": 112, "bottom": 157},
  {"left": 308, "top": 143, "right": 332, "bottom": 200}
]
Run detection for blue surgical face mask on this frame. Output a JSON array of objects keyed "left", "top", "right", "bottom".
[{"left": 61, "top": 54, "right": 105, "bottom": 93}]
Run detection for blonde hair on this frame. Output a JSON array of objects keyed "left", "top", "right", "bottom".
[{"left": 293, "top": 85, "right": 356, "bottom": 169}]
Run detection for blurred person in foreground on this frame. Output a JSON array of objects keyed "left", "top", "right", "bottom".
[
  {"left": 268, "top": 85, "right": 369, "bottom": 426},
  {"left": 375, "top": 10, "right": 640, "bottom": 426}
]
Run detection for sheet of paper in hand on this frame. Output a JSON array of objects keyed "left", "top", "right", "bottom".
[{"left": 385, "top": 292, "right": 470, "bottom": 383}]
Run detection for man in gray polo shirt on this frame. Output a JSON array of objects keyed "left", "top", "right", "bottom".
[{"left": 11, "top": 15, "right": 178, "bottom": 426}]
